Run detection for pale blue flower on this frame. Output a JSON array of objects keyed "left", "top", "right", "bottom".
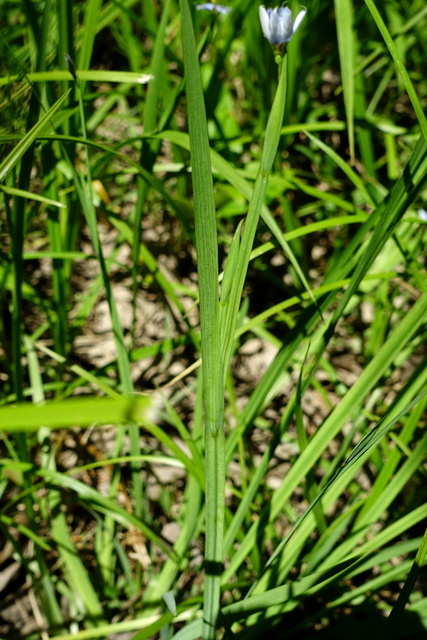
[
  {"left": 418, "top": 209, "right": 427, "bottom": 222},
  {"left": 259, "top": 5, "right": 306, "bottom": 50},
  {"left": 196, "top": 3, "right": 232, "bottom": 13}
]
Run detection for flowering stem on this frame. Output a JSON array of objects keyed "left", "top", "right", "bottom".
[
  {"left": 179, "top": 1, "right": 225, "bottom": 638},
  {"left": 179, "top": 5, "right": 288, "bottom": 630},
  {"left": 260, "top": 53, "right": 288, "bottom": 175},
  {"left": 221, "top": 54, "right": 288, "bottom": 373}
]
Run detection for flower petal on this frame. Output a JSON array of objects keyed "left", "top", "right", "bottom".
[
  {"left": 259, "top": 6, "right": 272, "bottom": 42},
  {"left": 292, "top": 9, "right": 307, "bottom": 36},
  {"left": 215, "top": 4, "right": 232, "bottom": 14},
  {"left": 276, "top": 7, "right": 293, "bottom": 43},
  {"left": 196, "top": 3, "right": 231, "bottom": 13},
  {"left": 259, "top": 4, "right": 307, "bottom": 47}
]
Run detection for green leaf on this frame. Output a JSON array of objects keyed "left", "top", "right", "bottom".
[
  {"left": 364, "top": 0, "right": 427, "bottom": 145},
  {"left": 0, "top": 396, "right": 151, "bottom": 432},
  {"left": 334, "top": 0, "right": 355, "bottom": 162},
  {"left": 0, "top": 185, "right": 66, "bottom": 208},
  {"left": 179, "top": 1, "right": 225, "bottom": 636},
  {"left": 0, "top": 70, "right": 152, "bottom": 87},
  {"left": 0, "top": 90, "right": 70, "bottom": 181},
  {"left": 163, "top": 590, "right": 177, "bottom": 616}
]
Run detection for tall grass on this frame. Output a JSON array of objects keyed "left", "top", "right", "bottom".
[{"left": 1, "top": 1, "right": 427, "bottom": 639}]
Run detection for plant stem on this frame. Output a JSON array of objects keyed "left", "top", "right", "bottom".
[{"left": 179, "top": 2, "right": 225, "bottom": 637}]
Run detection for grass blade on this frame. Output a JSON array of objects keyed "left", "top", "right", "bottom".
[
  {"left": 334, "top": 0, "right": 355, "bottom": 162},
  {"left": 364, "top": 0, "right": 427, "bottom": 144},
  {"left": 179, "top": 1, "right": 225, "bottom": 636},
  {"left": 0, "top": 90, "right": 70, "bottom": 181}
]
